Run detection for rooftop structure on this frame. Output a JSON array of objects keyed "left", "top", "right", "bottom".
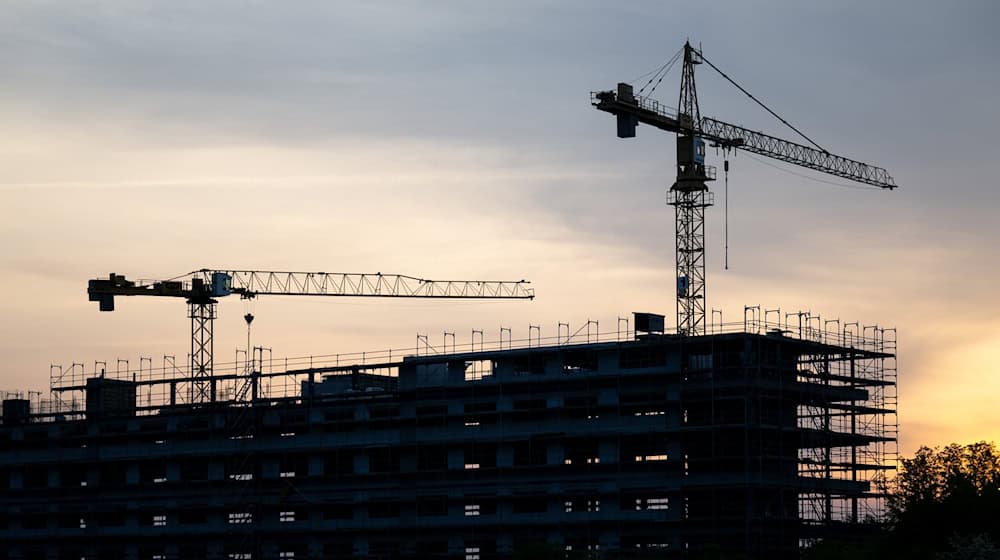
[{"left": 0, "top": 312, "right": 897, "bottom": 560}]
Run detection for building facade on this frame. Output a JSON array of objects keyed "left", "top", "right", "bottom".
[{"left": 0, "top": 325, "right": 897, "bottom": 559}]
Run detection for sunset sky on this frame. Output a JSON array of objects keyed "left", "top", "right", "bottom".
[{"left": 1, "top": 1, "right": 997, "bottom": 456}]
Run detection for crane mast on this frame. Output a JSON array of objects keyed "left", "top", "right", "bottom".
[
  {"left": 88, "top": 269, "right": 534, "bottom": 403},
  {"left": 671, "top": 42, "right": 713, "bottom": 336},
  {"left": 592, "top": 41, "right": 897, "bottom": 335}
]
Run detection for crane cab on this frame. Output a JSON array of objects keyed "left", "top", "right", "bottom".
[
  {"left": 210, "top": 272, "right": 232, "bottom": 297},
  {"left": 677, "top": 134, "right": 706, "bottom": 166}
]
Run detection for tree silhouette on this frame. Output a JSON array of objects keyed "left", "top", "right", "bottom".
[{"left": 805, "top": 441, "right": 1000, "bottom": 560}]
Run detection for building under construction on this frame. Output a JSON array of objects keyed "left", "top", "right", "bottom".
[
  {"left": 1, "top": 38, "right": 902, "bottom": 560},
  {"left": 0, "top": 312, "right": 897, "bottom": 560}
]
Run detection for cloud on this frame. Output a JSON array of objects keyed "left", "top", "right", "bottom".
[{"left": 0, "top": 0, "right": 997, "bottom": 454}]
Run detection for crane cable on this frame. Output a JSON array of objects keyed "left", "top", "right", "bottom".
[
  {"left": 636, "top": 47, "right": 683, "bottom": 97},
  {"left": 698, "top": 51, "right": 829, "bottom": 154},
  {"left": 724, "top": 157, "right": 729, "bottom": 271},
  {"left": 743, "top": 152, "right": 882, "bottom": 190}
]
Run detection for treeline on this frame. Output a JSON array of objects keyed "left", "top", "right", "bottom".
[{"left": 805, "top": 441, "right": 1000, "bottom": 560}]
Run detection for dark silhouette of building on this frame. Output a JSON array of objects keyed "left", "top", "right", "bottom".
[{"left": 0, "top": 316, "right": 896, "bottom": 559}]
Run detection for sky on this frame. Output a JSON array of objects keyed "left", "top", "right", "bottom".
[{"left": 0, "top": 1, "right": 998, "bottom": 456}]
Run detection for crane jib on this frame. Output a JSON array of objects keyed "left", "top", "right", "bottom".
[{"left": 592, "top": 86, "right": 897, "bottom": 190}]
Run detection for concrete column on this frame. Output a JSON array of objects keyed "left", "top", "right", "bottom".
[
  {"left": 261, "top": 457, "right": 280, "bottom": 480},
  {"left": 599, "top": 440, "right": 618, "bottom": 465},
  {"left": 47, "top": 467, "right": 59, "bottom": 488},
  {"left": 667, "top": 403, "right": 682, "bottom": 427},
  {"left": 206, "top": 542, "right": 224, "bottom": 560},
  {"left": 400, "top": 451, "right": 417, "bottom": 473},
  {"left": 126, "top": 463, "right": 140, "bottom": 485},
  {"left": 354, "top": 406, "right": 370, "bottom": 422},
  {"left": 496, "top": 396, "right": 513, "bottom": 413},
  {"left": 166, "top": 462, "right": 181, "bottom": 483},
  {"left": 537, "top": 356, "right": 556, "bottom": 375},
  {"left": 448, "top": 535, "right": 464, "bottom": 558},
  {"left": 448, "top": 361, "right": 466, "bottom": 384},
  {"left": 668, "top": 440, "right": 683, "bottom": 463},
  {"left": 307, "top": 455, "right": 324, "bottom": 477},
  {"left": 600, "top": 531, "right": 620, "bottom": 552},
  {"left": 547, "top": 531, "right": 565, "bottom": 547},
  {"left": 354, "top": 536, "right": 369, "bottom": 559},
  {"left": 547, "top": 442, "right": 565, "bottom": 466},
  {"left": 447, "top": 449, "right": 464, "bottom": 470},
  {"left": 125, "top": 504, "right": 139, "bottom": 529},
  {"left": 497, "top": 444, "right": 514, "bottom": 468},
  {"left": 86, "top": 466, "right": 99, "bottom": 487},
  {"left": 497, "top": 533, "right": 513, "bottom": 557},
  {"left": 308, "top": 409, "right": 324, "bottom": 424},
  {"left": 353, "top": 452, "right": 369, "bottom": 475},
  {"left": 208, "top": 460, "right": 225, "bottom": 481}
]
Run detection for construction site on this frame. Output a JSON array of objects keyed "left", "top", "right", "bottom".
[{"left": 0, "top": 41, "right": 899, "bottom": 560}]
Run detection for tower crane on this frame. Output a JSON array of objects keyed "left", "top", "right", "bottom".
[
  {"left": 88, "top": 269, "right": 534, "bottom": 402},
  {"left": 592, "top": 42, "right": 897, "bottom": 335}
]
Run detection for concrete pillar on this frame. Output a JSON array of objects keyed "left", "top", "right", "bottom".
[
  {"left": 354, "top": 536, "right": 369, "bottom": 559},
  {"left": 353, "top": 452, "right": 369, "bottom": 475},
  {"left": 598, "top": 351, "right": 619, "bottom": 370},
  {"left": 166, "top": 462, "right": 181, "bottom": 483},
  {"left": 667, "top": 403, "right": 682, "bottom": 427},
  {"left": 308, "top": 455, "right": 324, "bottom": 477},
  {"left": 600, "top": 531, "right": 620, "bottom": 552},
  {"left": 208, "top": 460, "right": 225, "bottom": 481},
  {"left": 126, "top": 463, "right": 140, "bottom": 485},
  {"left": 547, "top": 442, "right": 565, "bottom": 466},
  {"left": 125, "top": 505, "right": 139, "bottom": 529},
  {"left": 497, "top": 444, "right": 514, "bottom": 468},
  {"left": 668, "top": 440, "right": 683, "bottom": 463},
  {"left": 448, "top": 361, "right": 466, "bottom": 384},
  {"left": 497, "top": 396, "right": 513, "bottom": 413},
  {"left": 86, "top": 465, "right": 99, "bottom": 487},
  {"left": 599, "top": 440, "right": 618, "bottom": 465},
  {"left": 47, "top": 467, "right": 59, "bottom": 488},
  {"left": 448, "top": 535, "right": 464, "bottom": 558},
  {"left": 497, "top": 533, "right": 514, "bottom": 557},
  {"left": 400, "top": 451, "right": 417, "bottom": 473},
  {"left": 261, "top": 457, "right": 280, "bottom": 479},
  {"left": 447, "top": 448, "right": 464, "bottom": 470},
  {"left": 206, "top": 542, "right": 224, "bottom": 560}
]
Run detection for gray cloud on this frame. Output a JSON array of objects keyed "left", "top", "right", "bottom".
[{"left": 1, "top": 0, "right": 998, "bottom": 449}]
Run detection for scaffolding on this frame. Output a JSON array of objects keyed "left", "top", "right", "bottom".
[{"left": 739, "top": 307, "right": 899, "bottom": 531}]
